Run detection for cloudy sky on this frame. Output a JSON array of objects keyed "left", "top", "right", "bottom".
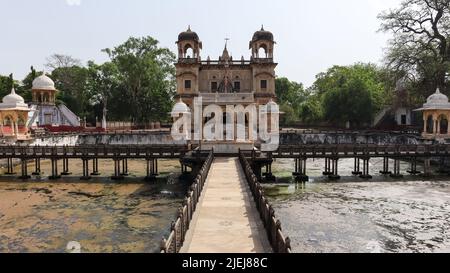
[{"left": 0, "top": 0, "right": 401, "bottom": 87}]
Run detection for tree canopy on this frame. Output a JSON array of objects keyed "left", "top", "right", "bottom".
[
  {"left": 0, "top": 36, "right": 176, "bottom": 125},
  {"left": 305, "top": 64, "right": 389, "bottom": 128},
  {"left": 379, "top": 0, "right": 450, "bottom": 96}
]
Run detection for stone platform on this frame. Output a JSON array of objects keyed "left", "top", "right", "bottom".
[{"left": 200, "top": 141, "right": 254, "bottom": 154}]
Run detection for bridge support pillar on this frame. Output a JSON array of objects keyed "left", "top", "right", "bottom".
[
  {"left": 293, "top": 158, "right": 308, "bottom": 182},
  {"left": 91, "top": 158, "right": 100, "bottom": 176},
  {"left": 328, "top": 158, "right": 340, "bottom": 180},
  {"left": 380, "top": 157, "right": 392, "bottom": 175},
  {"left": 437, "top": 158, "right": 448, "bottom": 174},
  {"left": 145, "top": 159, "right": 159, "bottom": 182},
  {"left": 423, "top": 158, "right": 432, "bottom": 177},
  {"left": 263, "top": 162, "right": 276, "bottom": 182},
  {"left": 49, "top": 159, "right": 61, "bottom": 180},
  {"left": 81, "top": 159, "right": 91, "bottom": 180},
  {"left": 112, "top": 159, "right": 124, "bottom": 180},
  {"left": 121, "top": 159, "right": 129, "bottom": 176},
  {"left": 61, "top": 158, "right": 72, "bottom": 176},
  {"left": 5, "top": 158, "right": 16, "bottom": 175},
  {"left": 323, "top": 158, "right": 333, "bottom": 176},
  {"left": 407, "top": 158, "right": 421, "bottom": 175},
  {"left": 181, "top": 162, "right": 189, "bottom": 174},
  {"left": 352, "top": 158, "right": 362, "bottom": 176},
  {"left": 19, "top": 159, "right": 31, "bottom": 179},
  {"left": 359, "top": 158, "right": 372, "bottom": 179},
  {"left": 390, "top": 159, "right": 403, "bottom": 179},
  {"left": 32, "top": 158, "right": 41, "bottom": 176}
]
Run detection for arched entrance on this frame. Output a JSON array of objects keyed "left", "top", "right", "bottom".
[
  {"left": 426, "top": 115, "right": 434, "bottom": 134},
  {"left": 439, "top": 114, "right": 449, "bottom": 134}
]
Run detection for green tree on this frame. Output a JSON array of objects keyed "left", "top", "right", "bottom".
[
  {"left": 298, "top": 94, "right": 323, "bottom": 124},
  {"left": 0, "top": 74, "right": 13, "bottom": 98},
  {"left": 16, "top": 66, "right": 37, "bottom": 102},
  {"left": 379, "top": 0, "right": 450, "bottom": 95},
  {"left": 102, "top": 36, "right": 176, "bottom": 123},
  {"left": 51, "top": 66, "right": 90, "bottom": 117},
  {"left": 86, "top": 61, "right": 124, "bottom": 122},
  {"left": 311, "top": 63, "right": 387, "bottom": 128},
  {"left": 275, "top": 77, "right": 307, "bottom": 125}
]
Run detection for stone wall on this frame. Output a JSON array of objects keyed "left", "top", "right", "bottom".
[
  {"left": 281, "top": 132, "right": 422, "bottom": 145},
  {"left": 30, "top": 132, "right": 186, "bottom": 146}
]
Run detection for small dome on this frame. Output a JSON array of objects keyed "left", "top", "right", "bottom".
[
  {"left": 2, "top": 87, "right": 25, "bottom": 104},
  {"left": 171, "top": 98, "right": 190, "bottom": 115},
  {"left": 32, "top": 74, "right": 56, "bottom": 91},
  {"left": 178, "top": 26, "right": 200, "bottom": 42},
  {"left": 252, "top": 26, "right": 274, "bottom": 42},
  {"left": 422, "top": 88, "right": 450, "bottom": 109}
]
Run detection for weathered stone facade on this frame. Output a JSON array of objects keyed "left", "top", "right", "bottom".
[{"left": 175, "top": 26, "right": 277, "bottom": 108}]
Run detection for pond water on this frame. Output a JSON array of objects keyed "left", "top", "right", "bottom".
[
  {"left": 265, "top": 158, "right": 450, "bottom": 253},
  {"left": 0, "top": 159, "right": 187, "bottom": 253}
]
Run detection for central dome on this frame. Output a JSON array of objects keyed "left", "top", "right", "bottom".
[
  {"left": 32, "top": 74, "right": 56, "bottom": 91},
  {"left": 423, "top": 88, "right": 450, "bottom": 109}
]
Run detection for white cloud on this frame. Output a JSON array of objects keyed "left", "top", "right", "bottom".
[{"left": 66, "top": 0, "right": 82, "bottom": 6}]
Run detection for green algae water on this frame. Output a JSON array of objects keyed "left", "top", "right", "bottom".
[{"left": 0, "top": 159, "right": 187, "bottom": 253}]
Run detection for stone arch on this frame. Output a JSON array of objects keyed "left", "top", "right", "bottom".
[
  {"left": 3, "top": 115, "right": 13, "bottom": 126},
  {"left": 426, "top": 115, "right": 434, "bottom": 134},
  {"left": 17, "top": 116, "right": 26, "bottom": 126},
  {"left": 43, "top": 92, "right": 50, "bottom": 103},
  {"left": 439, "top": 114, "right": 449, "bottom": 134},
  {"left": 258, "top": 44, "right": 268, "bottom": 58},
  {"left": 184, "top": 44, "right": 194, "bottom": 58}
]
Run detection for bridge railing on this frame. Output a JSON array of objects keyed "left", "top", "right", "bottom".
[
  {"left": 238, "top": 150, "right": 291, "bottom": 253},
  {"left": 272, "top": 144, "right": 450, "bottom": 158},
  {"left": 0, "top": 145, "right": 189, "bottom": 158},
  {"left": 160, "top": 150, "right": 214, "bottom": 253}
]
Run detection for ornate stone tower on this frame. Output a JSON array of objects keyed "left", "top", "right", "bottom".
[
  {"left": 249, "top": 26, "right": 277, "bottom": 103},
  {"left": 249, "top": 25, "right": 275, "bottom": 59},
  {"left": 175, "top": 26, "right": 202, "bottom": 103}
]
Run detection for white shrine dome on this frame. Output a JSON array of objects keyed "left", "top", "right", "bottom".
[
  {"left": 421, "top": 88, "right": 450, "bottom": 110},
  {"left": 32, "top": 74, "right": 56, "bottom": 91},
  {"left": 3, "top": 87, "right": 25, "bottom": 104},
  {"left": 171, "top": 98, "right": 190, "bottom": 115},
  {"left": 0, "top": 87, "right": 29, "bottom": 110}
]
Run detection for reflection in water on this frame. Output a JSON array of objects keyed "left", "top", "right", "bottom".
[
  {"left": 265, "top": 158, "right": 450, "bottom": 253},
  {"left": 0, "top": 159, "right": 187, "bottom": 253}
]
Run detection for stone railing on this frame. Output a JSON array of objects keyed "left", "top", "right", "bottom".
[
  {"left": 160, "top": 150, "right": 214, "bottom": 253},
  {"left": 199, "top": 93, "right": 255, "bottom": 104},
  {"left": 238, "top": 150, "right": 291, "bottom": 253}
]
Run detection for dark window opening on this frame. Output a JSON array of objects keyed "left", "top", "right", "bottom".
[
  {"left": 185, "top": 80, "right": 192, "bottom": 89},
  {"left": 234, "top": 81, "right": 241, "bottom": 92},
  {"left": 401, "top": 115, "right": 407, "bottom": 125},
  {"left": 211, "top": 82, "right": 218, "bottom": 92},
  {"left": 261, "top": 80, "right": 267, "bottom": 89}
]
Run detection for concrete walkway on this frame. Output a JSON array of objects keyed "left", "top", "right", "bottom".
[{"left": 181, "top": 158, "right": 272, "bottom": 253}]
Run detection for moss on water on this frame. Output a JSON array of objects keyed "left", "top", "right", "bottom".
[{"left": 0, "top": 159, "right": 188, "bottom": 253}]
